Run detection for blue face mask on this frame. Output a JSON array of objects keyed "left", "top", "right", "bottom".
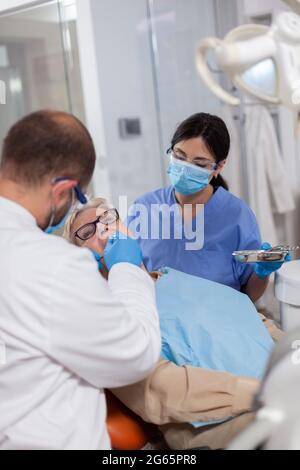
[
  {"left": 45, "top": 209, "right": 71, "bottom": 235},
  {"left": 167, "top": 158, "right": 214, "bottom": 196},
  {"left": 45, "top": 177, "right": 88, "bottom": 234}
]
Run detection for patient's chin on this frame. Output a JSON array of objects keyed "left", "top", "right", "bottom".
[{"left": 83, "top": 237, "right": 106, "bottom": 257}]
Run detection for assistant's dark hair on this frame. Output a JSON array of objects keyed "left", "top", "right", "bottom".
[
  {"left": 171, "top": 113, "right": 230, "bottom": 190},
  {"left": 1, "top": 110, "right": 96, "bottom": 187}
]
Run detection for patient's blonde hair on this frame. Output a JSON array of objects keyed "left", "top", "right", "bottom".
[
  {"left": 64, "top": 197, "right": 159, "bottom": 280},
  {"left": 63, "top": 197, "right": 112, "bottom": 244}
]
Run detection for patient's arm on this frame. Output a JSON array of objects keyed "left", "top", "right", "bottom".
[{"left": 111, "top": 359, "right": 259, "bottom": 426}]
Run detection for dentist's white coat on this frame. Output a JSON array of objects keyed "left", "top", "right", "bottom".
[{"left": 0, "top": 197, "right": 161, "bottom": 450}]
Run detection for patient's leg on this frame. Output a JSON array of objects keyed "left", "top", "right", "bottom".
[
  {"left": 161, "top": 412, "right": 254, "bottom": 450},
  {"left": 111, "top": 359, "right": 258, "bottom": 426}
]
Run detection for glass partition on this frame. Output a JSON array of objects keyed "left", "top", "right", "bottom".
[{"left": 0, "top": 0, "right": 84, "bottom": 156}]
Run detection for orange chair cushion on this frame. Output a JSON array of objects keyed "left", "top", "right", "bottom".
[{"left": 106, "top": 391, "right": 157, "bottom": 450}]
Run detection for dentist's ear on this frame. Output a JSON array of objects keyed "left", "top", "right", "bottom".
[{"left": 51, "top": 179, "right": 77, "bottom": 205}]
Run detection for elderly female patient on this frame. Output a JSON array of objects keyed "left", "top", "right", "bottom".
[{"left": 63, "top": 198, "right": 282, "bottom": 450}]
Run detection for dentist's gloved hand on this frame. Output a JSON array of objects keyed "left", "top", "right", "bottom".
[
  {"left": 104, "top": 231, "right": 143, "bottom": 271},
  {"left": 254, "top": 242, "right": 292, "bottom": 279}
]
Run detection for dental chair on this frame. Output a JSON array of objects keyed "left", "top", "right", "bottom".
[{"left": 106, "top": 391, "right": 159, "bottom": 450}]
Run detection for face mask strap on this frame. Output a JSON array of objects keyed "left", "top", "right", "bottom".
[
  {"left": 45, "top": 177, "right": 88, "bottom": 234},
  {"left": 45, "top": 206, "right": 56, "bottom": 233}
]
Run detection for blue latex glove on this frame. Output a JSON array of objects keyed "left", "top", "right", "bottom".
[
  {"left": 104, "top": 231, "right": 143, "bottom": 271},
  {"left": 91, "top": 250, "right": 104, "bottom": 270},
  {"left": 254, "top": 242, "right": 292, "bottom": 279}
]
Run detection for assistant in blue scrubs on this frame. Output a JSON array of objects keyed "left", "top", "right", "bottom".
[
  {"left": 127, "top": 113, "right": 287, "bottom": 303},
  {"left": 128, "top": 185, "right": 260, "bottom": 292}
]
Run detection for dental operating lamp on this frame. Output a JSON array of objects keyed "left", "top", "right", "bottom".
[{"left": 196, "top": 0, "right": 300, "bottom": 115}]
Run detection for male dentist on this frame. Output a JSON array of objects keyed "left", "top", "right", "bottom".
[{"left": 0, "top": 110, "right": 161, "bottom": 450}]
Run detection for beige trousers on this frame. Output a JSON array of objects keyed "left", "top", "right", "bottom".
[
  {"left": 112, "top": 314, "right": 281, "bottom": 450},
  {"left": 112, "top": 359, "right": 258, "bottom": 449}
]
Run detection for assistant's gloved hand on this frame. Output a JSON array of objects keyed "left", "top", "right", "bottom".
[
  {"left": 254, "top": 242, "right": 292, "bottom": 279},
  {"left": 104, "top": 231, "right": 143, "bottom": 271}
]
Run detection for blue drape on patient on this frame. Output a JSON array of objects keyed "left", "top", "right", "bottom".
[{"left": 155, "top": 268, "right": 274, "bottom": 428}]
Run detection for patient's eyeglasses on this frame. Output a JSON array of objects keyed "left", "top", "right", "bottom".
[{"left": 74, "top": 209, "right": 119, "bottom": 242}]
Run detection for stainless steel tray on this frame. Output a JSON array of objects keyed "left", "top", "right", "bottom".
[{"left": 232, "top": 245, "right": 299, "bottom": 263}]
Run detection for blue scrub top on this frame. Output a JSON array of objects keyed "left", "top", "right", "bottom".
[{"left": 127, "top": 186, "right": 261, "bottom": 291}]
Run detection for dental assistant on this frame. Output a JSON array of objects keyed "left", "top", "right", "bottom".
[
  {"left": 0, "top": 111, "right": 161, "bottom": 450},
  {"left": 127, "top": 113, "right": 287, "bottom": 303}
]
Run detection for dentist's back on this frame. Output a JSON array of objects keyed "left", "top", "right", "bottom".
[{"left": 0, "top": 111, "right": 160, "bottom": 450}]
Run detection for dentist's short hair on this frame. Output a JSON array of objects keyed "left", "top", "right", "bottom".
[
  {"left": 1, "top": 110, "right": 96, "bottom": 188},
  {"left": 63, "top": 197, "right": 112, "bottom": 243}
]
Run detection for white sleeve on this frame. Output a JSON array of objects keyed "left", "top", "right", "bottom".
[{"left": 45, "top": 248, "right": 161, "bottom": 389}]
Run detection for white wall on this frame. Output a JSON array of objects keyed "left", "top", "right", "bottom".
[{"left": 0, "top": 0, "right": 49, "bottom": 12}]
